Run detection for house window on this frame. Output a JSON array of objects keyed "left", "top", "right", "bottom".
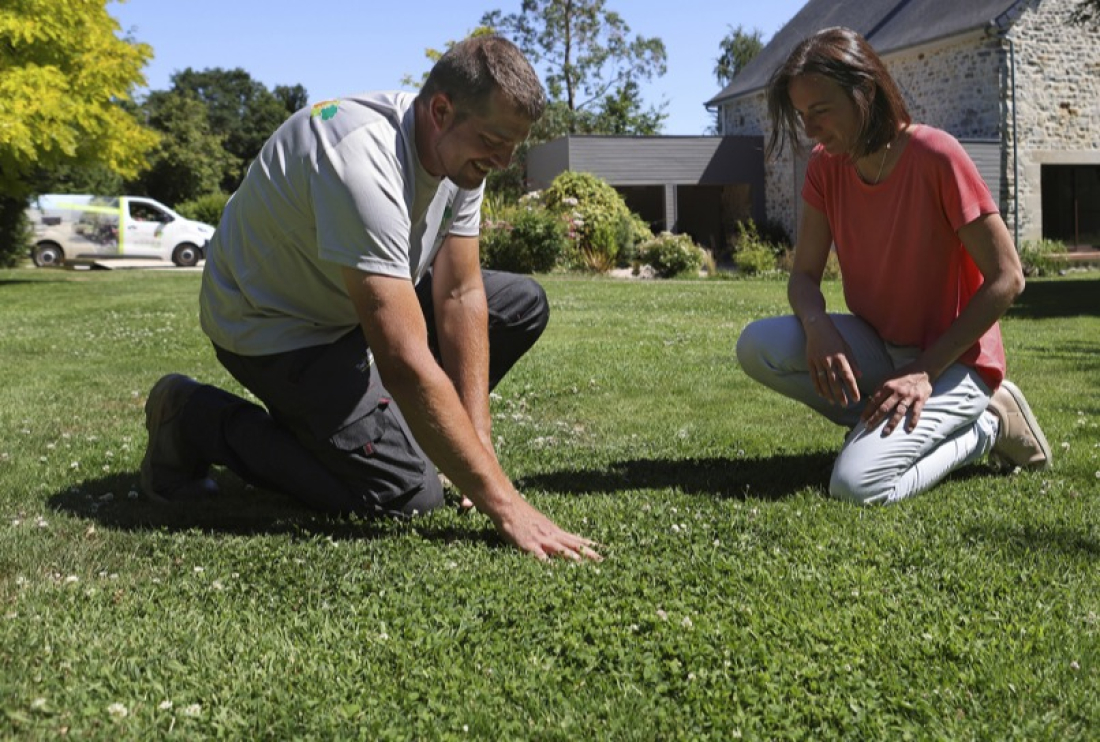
[{"left": 1041, "top": 165, "right": 1100, "bottom": 249}]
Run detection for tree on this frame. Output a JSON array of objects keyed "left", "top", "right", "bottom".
[
  {"left": 0, "top": 0, "right": 158, "bottom": 264},
  {"left": 129, "top": 91, "right": 237, "bottom": 206},
  {"left": 481, "top": 0, "right": 668, "bottom": 137},
  {"left": 273, "top": 84, "right": 309, "bottom": 117},
  {"left": 581, "top": 79, "right": 664, "bottom": 135},
  {"left": 714, "top": 25, "right": 764, "bottom": 87},
  {"left": 400, "top": 26, "right": 498, "bottom": 89},
  {"left": 168, "top": 68, "right": 301, "bottom": 192},
  {"left": 710, "top": 25, "right": 764, "bottom": 134}
]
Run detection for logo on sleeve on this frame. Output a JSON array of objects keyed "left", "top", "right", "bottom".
[{"left": 310, "top": 100, "right": 340, "bottom": 120}]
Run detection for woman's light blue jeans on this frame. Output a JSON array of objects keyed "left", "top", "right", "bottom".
[{"left": 736, "top": 314, "right": 999, "bottom": 504}]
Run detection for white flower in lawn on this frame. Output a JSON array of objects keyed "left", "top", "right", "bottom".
[
  {"left": 107, "top": 702, "right": 128, "bottom": 718},
  {"left": 158, "top": 700, "right": 173, "bottom": 711},
  {"left": 182, "top": 703, "right": 202, "bottom": 717},
  {"left": 193, "top": 566, "right": 204, "bottom": 573},
  {"left": 211, "top": 580, "right": 224, "bottom": 591},
  {"left": 65, "top": 575, "right": 79, "bottom": 584},
  {"left": 31, "top": 698, "right": 47, "bottom": 710},
  {"left": 656, "top": 609, "right": 669, "bottom": 621},
  {"left": 70, "top": 461, "right": 79, "bottom": 469},
  {"left": 681, "top": 616, "right": 694, "bottom": 629},
  {"left": 1071, "top": 661, "right": 1081, "bottom": 671}
]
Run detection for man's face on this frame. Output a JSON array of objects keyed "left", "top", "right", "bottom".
[{"left": 430, "top": 90, "right": 532, "bottom": 189}]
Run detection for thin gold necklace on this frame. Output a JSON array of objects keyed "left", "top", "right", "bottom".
[
  {"left": 862, "top": 141, "right": 888, "bottom": 184},
  {"left": 871, "top": 142, "right": 890, "bottom": 184}
]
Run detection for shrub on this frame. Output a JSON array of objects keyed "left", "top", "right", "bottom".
[
  {"left": 735, "top": 244, "right": 777, "bottom": 275},
  {"left": 175, "top": 192, "right": 231, "bottom": 227},
  {"left": 636, "top": 231, "right": 704, "bottom": 278},
  {"left": 542, "top": 171, "right": 649, "bottom": 272},
  {"left": 731, "top": 219, "right": 781, "bottom": 275},
  {"left": 1019, "top": 238, "right": 1065, "bottom": 277},
  {"left": 0, "top": 196, "right": 31, "bottom": 268},
  {"left": 480, "top": 205, "right": 568, "bottom": 274},
  {"left": 776, "top": 248, "right": 843, "bottom": 280}
]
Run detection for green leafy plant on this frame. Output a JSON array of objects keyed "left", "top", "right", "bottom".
[
  {"left": 730, "top": 219, "right": 781, "bottom": 275},
  {"left": 174, "top": 192, "right": 231, "bottom": 227},
  {"left": 480, "top": 204, "right": 569, "bottom": 274},
  {"left": 636, "top": 231, "right": 704, "bottom": 277},
  {"left": 1019, "top": 238, "right": 1066, "bottom": 277},
  {"left": 542, "top": 171, "right": 650, "bottom": 272}
]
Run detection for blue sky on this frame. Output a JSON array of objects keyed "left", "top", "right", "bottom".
[{"left": 109, "top": 0, "right": 806, "bottom": 135}]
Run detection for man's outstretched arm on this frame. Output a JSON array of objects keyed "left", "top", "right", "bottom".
[{"left": 341, "top": 267, "right": 600, "bottom": 561}]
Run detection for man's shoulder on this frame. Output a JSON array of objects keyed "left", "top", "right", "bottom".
[{"left": 305, "top": 91, "right": 414, "bottom": 132}]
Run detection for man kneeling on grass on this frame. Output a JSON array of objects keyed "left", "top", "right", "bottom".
[{"left": 140, "top": 36, "right": 599, "bottom": 562}]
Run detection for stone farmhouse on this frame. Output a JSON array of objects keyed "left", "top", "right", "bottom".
[
  {"left": 528, "top": 0, "right": 1099, "bottom": 254},
  {"left": 708, "top": 0, "right": 1100, "bottom": 250}
]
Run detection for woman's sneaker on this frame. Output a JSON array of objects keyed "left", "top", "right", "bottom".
[
  {"left": 987, "top": 380, "right": 1052, "bottom": 470},
  {"left": 140, "top": 374, "right": 218, "bottom": 501}
]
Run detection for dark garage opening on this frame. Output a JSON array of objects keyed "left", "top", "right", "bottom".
[{"left": 1042, "top": 164, "right": 1100, "bottom": 249}]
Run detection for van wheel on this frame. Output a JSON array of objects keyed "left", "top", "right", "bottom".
[
  {"left": 33, "top": 242, "right": 64, "bottom": 268},
  {"left": 172, "top": 243, "right": 201, "bottom": 267}
]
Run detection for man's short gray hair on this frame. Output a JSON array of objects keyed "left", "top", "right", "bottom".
[{"left": 419, "top": 35, "right": 546, "bottom": 122}]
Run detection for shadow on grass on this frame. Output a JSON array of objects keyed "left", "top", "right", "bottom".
[
  {"left": 1008, "top": 276, "right": 1100, "bottom": 319},
  {"left": 519, "top": 451, "right": 997, "bottom": 501},
  {"left": 517, "top": 452, "right": 838, "bottom": 501},
  {"left": 46, "top": 470, "right": 502, "bottom": 549}
]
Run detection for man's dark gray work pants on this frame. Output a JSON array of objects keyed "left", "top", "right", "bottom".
[{"left": 176, "top": 270, "right": 549, "bottom": 517}]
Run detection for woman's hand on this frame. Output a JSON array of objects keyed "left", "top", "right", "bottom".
[
  {"left": 805, "top": 317, "right": 862, "bottom": 407},
  {"left": 860, "top": 365, "right": 933, "bottom": 435}
]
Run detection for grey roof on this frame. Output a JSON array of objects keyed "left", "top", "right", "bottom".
[{"left": 706, "top": 0, "right": 1028, "bottom": 105}]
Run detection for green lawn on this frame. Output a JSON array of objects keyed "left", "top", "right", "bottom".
[{"left": 1, "top": 268, "right": 1097, "bottom": 740}]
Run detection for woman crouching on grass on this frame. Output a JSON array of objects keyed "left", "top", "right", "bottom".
[{"left": 735, "top": 26, "right": 1051, "bottom": 505}]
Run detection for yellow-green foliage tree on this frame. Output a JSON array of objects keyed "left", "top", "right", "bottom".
[{"left": 0, "top": 0, "right": 158, "bottom": 264}]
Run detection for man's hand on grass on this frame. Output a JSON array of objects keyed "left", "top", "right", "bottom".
[{"left": 492, "top": 496, "right": 602, "bottom": 562}]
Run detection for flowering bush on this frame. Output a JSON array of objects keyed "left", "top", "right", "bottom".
[
  {"left": 636, "top": 231, "right": 704, "bottom": 278},
  {"left": 480, "top": 204, "right": 569, "bottom": 274},
  {"left": 541, "top": 172, "right": 651, "bottom": 272}
]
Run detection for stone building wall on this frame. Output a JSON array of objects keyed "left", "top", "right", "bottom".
[
  {"left": 718, "top": 0, "right": 1100, "bottom": 246},
  {"left": 1006, "top": 0, "right": 1100, "bottom": 242}
]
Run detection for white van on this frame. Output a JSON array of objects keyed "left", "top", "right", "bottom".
[{"left": 26, "top": 194, "right": 216, "bottom": 268}]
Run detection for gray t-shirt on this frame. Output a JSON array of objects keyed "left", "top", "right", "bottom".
[{"left": 200, "top": 91, "right": 483, "bottom": 356}]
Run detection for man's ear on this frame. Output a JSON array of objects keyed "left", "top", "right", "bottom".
[{"left": 430, "top": 93, "right": 454, "bottom": 130}]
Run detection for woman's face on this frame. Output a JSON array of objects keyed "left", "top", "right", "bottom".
[{"left": 788, "top": 74, "right": 862, "bottom": 156}]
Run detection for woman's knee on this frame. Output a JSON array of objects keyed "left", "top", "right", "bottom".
[
  {"left": 828, "top": 456, "right": 893, "bottom": 506},
  {"left": 736, "top": 316, "right": 800, "bottom": 382}
]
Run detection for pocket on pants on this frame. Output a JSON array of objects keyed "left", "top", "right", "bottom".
[{"left": 329, "top": 396, "right": 429, "bottom": 506}]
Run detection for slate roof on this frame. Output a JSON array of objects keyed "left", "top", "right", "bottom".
[{"left": 706, "top": 0, "right": 1030, "bottom": 105}]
